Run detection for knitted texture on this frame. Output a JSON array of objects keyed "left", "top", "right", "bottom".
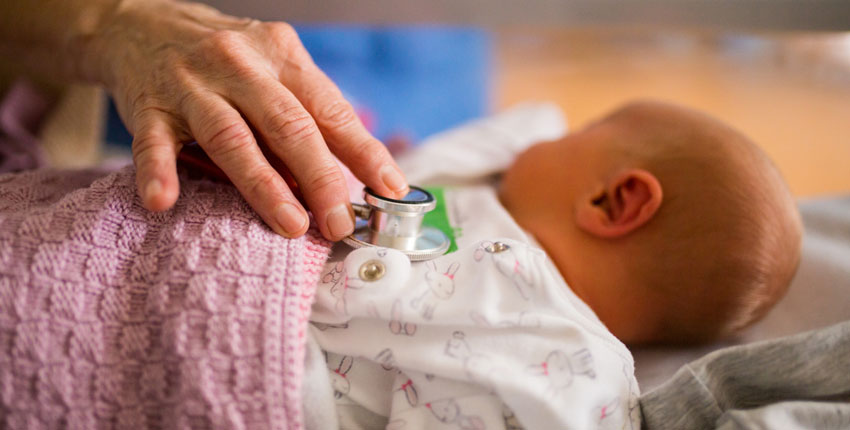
[{"left": 0, "top": 166, "right": 331, "bottom": 429}]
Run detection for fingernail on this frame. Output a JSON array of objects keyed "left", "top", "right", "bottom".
[
  {"left": 144, "top": 179, "right": 162, "bottom": 203},
  {"left": 380, "top": 164, "right": 408, "bottom": 196},
  {"left": 326, "top": 204, "right": 355, "bottom": 239},
  {"left": 275, "top": 202, "right": 307, "bottom": 236}
]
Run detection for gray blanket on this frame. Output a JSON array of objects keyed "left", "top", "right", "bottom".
[{"left": 640, "top": 320, "right": 850, "bottom": 429}]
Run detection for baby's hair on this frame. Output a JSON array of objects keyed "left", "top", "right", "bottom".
[{"left": 607, "top": 101, "right": 802, "bottom": 344}]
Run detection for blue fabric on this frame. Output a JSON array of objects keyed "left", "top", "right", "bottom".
[{"left": 105, "top": 26, "right": 491, "bottom": 146}]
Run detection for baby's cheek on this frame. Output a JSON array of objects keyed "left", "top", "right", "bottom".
[{"left": 498, "top": 152, "right": 535, "bottom": 213}]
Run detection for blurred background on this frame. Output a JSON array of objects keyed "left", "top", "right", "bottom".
[{"left": 101, "top": 1, "right": 850, "bottom": 197}]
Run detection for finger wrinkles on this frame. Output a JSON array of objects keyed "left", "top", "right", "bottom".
[
  {"left": 242, "top": 167, "right": 283, "bottom": 201},
  {"left": 301, "top": 165, "right": 346, "bottom": 196},
  {"left": 134, "top": 104, "right": 174, "bottom": 121},
  {"left": 344, "top": 136, "right": 386, "bottom": 168},
  {"left": 262, "top": 105, "right": 319, "bottom": 144},
  {"left": 132, "top": 149, "right": 163, "bottom": 186},
  {"left": 131, "top": 111, "right": 180, "bottom": 169},
  {"left": 133, "top": 106, "right": 193, "bottom": 143},
  {"left": 124, "top": 92, "right": 152, "bottom": 127},
  {"left": 176, "top": 89, "right": 206, "bottom": 122},
  {"left": 132, "top": 135, "right": 168, "bottom": 167},
  {"left": 316, "top": 100, "right": 359, "bottom": 133},
  {"left": 201, "top": 122, "right": 256, "bottom": 162},
  {"left": 132, "top": 105, "right": 176, "bottom": 130}
]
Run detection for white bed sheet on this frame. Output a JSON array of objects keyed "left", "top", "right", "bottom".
[{"left": 633, "top": 195, "right": 850, "bottom": 391}]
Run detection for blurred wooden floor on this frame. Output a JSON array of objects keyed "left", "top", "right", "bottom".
[{"left": 494, "top": 28, "right": 850, "bottom": 197}]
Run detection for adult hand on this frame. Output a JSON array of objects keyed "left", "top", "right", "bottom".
[{"left": 83, "top": 0, "right": 408, "bottom": 240}]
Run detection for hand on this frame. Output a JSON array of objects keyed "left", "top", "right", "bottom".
[{"left": 84, "top": 0, "right": 408, "bottom": 240}]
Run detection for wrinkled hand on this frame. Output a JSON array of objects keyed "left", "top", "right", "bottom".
[{"left": 86, "top": 0, "right": 408, "bottom": 240}]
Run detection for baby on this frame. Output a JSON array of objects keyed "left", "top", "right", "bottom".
[
  {"left": 307, "top": 100, "right": 802, "bottom": 429},
  {"left": 499, "top": 100, "right": 803, "bottom": 345}
]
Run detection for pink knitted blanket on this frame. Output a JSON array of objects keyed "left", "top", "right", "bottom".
[{"left": 0, "top": 166, "right": 331, "bottom": 429}]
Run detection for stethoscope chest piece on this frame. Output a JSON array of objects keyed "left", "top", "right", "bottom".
[{"left": 343, "top": 186, "right": 450, "bottom": 261}]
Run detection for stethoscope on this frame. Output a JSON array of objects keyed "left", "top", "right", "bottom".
[
  {"left": 176, "top": 144, "right": 449, "bottom": 260},
  {"left": 343, "top": 186, "right": 450, "bottom": 261}
]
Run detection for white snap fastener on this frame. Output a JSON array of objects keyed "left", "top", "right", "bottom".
[
  {"left": 485, "top": 242, "right": 510, "bottom": 253},
  {"left": 359, "top": 260, "right": 387, "bottom": 282}
]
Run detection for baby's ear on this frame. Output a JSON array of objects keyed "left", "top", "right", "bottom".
[{"left": 575, "top": 169, "right": 663, "bottom": 238}]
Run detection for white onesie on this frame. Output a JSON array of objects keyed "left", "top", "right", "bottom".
[{"left": 308, "top": 104, "right": 641, "bottom": 430}]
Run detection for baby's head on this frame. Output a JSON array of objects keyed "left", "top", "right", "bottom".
[{"left": 500, "top": 101, "right": 802, "bottom": 345}]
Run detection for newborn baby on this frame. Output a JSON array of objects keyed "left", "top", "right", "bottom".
[
  {"left": 308, "top": 100, "right": 802, "bottom": 430},
  {"left": 500, "top": 100, "right": 803, "bottom": 345}
]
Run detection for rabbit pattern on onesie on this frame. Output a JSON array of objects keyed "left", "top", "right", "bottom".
[
  {"left": 308, "top": 104, "right": 641, "bottom": 429},
  {"left": 309, "top": 190, "right": 640, "bottom": 430}
]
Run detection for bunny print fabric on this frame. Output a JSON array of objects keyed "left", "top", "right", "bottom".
[
  {"left": 303, "top": 104, "right": 640, "bottom": 429},
  {"left": 308, "top": 186, "right": 640, "bottom": 430}
]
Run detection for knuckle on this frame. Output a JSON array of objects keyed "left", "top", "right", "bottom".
[
  {"left": 131, "top": 105, "right": 170, "bottom": 128},
  {"left": 349, "top": 137, "right": 385, "bottom": 167},
  {"left": 157, "top": 55, "right": 199, "bottom": 90},
  {"left": 201, "top": 30, "right": 253, "bottom": 70},
  {"left": 176, "top": 90, "right": 204, "bottom": 118},
  {"left": 224, "top": 61, "right": 262, "bottom": 83},
  {"left": 131, "top": 138, "right": 159, "bottom": 167},
  {"left": 264, "top": 22, "right": 311, "bottom": 63},
  {"left": 265, "top": 22, "right": 298, "bottom": 43},
  {"left": 202, "top": 122, "right": 256, "bottom": 160},
  {"left": 131, "top": 139, "right": 172, "bottom": 175},
  {"left": 205, "top": 29, "right": 245, "bottom": 53},
  {"left": 125, "top": 92, "right": 151, "bottom": 120},
  {"left": 303, "top": 166, "right": 345, "bottom": 194},
  {"left": 160, "top": 49, "right": 187, "bottom": 71},
  {"left": 264, "top": 106, "right": 319, "bottom": 143},
  {"left": 316, "top": 100, "right": 359, "bottom": 131},
  {"left": 244, "top": 168, "right": 280, "bottom": 198}
]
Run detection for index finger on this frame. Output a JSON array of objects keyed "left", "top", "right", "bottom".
[{"left": 281, "top": 61, "right": 409, "bottom": 200}]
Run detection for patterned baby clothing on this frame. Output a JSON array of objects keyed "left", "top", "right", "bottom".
[
  {"left": 310, "top": 187, "right": 640, "bottom": 430},
  {"left": 306, "top": 103, "right": 641, "bottom": 430}
]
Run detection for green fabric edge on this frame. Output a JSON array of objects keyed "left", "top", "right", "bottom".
[{"left": 423, "top": 186, "right": 458, "bottom": 254}]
